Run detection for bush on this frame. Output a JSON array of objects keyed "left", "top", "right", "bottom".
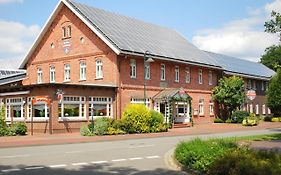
[
  {"left": 214, "top": 118, "right": 224, "bottom": 123},
  {"left": 0, "top": 127, "right": 8, "bottom": 136},
  {"left": 242, "top": 116, "right": 259, "bottom": 126},
  {"left": 93, "top": 117, "right": 112, "bottom": 135},
  {"left": 175, "top": 138, "right": 237, "bottom": 173},
  {"left": 107, "top": 127, "right": 126, "bottom": 135},
  {"left": 122, "top": 104, "right": 151, "bottom": 133},
  {"left": 263, "top": 116, "right": 272, "bottom": 122},
  {"left": 80, "top": 125, "right": 93, "bottom": 136},
  {"left": 225, "top": 118, "right": 233, "bottom": 123},
  {"left": 208, "top": 148, "right": 281, "bottom": 175},
  {"left": 271, "top": 117, "right": 281, "bottom": 122},
  {"left": 9, "top": 122, "right": 27, "bottom": 135},
  {"left": 231, "top": 110, "right": 249, "bottom": 123}
]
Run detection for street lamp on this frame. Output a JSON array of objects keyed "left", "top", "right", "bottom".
[{"left": 143, "top": 51, "right": 154, "bottom": 106}]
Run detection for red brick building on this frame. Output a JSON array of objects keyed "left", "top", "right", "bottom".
[{"left": 0, "top": 0, "right": 275, "bottom": 133}]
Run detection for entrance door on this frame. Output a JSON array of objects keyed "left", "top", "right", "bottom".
[{"left": 175, "top": 102, "right": 190, "bottom": 123}]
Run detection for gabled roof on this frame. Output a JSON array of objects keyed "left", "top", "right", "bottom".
[
  {"left": 19, "top": 0, "right": 220, "bottom": 69},
  {"left": 204, "top": 51, "right": 275, "bottom": 80}
]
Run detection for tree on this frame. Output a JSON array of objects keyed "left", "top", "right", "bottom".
[
  {"left": 212, "top": 76, "right": 245, "bottom": 119},
  {"left": 261, "top": 11, "right": 281, "bottom": 71},
  {"left": 267, "top": 69, "right": 281, "bottom": 116}
]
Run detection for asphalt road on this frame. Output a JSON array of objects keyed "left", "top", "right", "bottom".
[{"left": 0, "top": 128, "right": 280, "bottom": 175}]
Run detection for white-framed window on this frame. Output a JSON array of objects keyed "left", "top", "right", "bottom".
[
  {"left": 262, "top": 104, "right": 266, "bottom": 115},
  {"left": 62, "top": 27, "right": 66, "bottom": 38},
  {"left": 144, "top": 62, "right": 150, "bottom": 80},
  {"left": 208, "top": 70, "right": 213, "bottom": 85},
  {"left": 80, "top": 61, "right": 86, "bottom": 80},
  {"left": 27, "top": 97, "right": 49, "bottom": 119},
  {"left": 50, "top": 66, "right": 55, "bottom": 83},
  {"left": 176, "top": 103, "right": 189, "bottom": 117},
  {"left": 185, "top": 67, "right": 190, "bottom": 83},
  {"left": 268, "top": 108, "right": 271, "bottom": 114},
  {"left": 37, "top": 67, "right": 43, "bottom": 84},
  {"left": 96, "top": 59, "right": 103, "bottom": 79},
  {"left": 59, "top": 96, "right": 86, "bottom": 119},
  {"left": 255, "top": 104, "right": 259, "bottom": 115},
  {"left": 198, "top": 69, "right": 203, "bottom": 84},
  {"left": 175, "top": 66, "right": 179, "bottom": 82},
  {"left": 67, "top": 26, "right": 71, "bottom": 37},
  {"left": 89, "top": 97, "right": 112, "bottom": 118},
  {"left": 130, "top": 59, "right": 136, "bottom": 78},
  {"left": 5, "top": 98, "right": 25, "bottom": 120},
  {"left": 131, "top": 98, "right": 151, "bottom": 108},
  {"left": 249, "top": 104, "right": 253, "bottom": 113},
  {"left": 160, "top": 64, "right": 165, "bottom": 81},
  {"left": 64, "top": 64, "right": 70, "bottom": 81},
  {"left": 261, "top": 81, "right": 265, "bottom": 91},
  {"left": 209, "top": 100, "right": 214, "bottom": 115},
  {"left": 199, "top": 98, "right": 204, "bottom": 115}
]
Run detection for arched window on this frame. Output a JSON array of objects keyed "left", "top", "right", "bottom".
[{"left": 96, "top": 60, "right": 103, "bottom": 79}]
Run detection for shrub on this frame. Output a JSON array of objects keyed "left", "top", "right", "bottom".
[
  {"left": 225, "top": 118, "right": 233, "bottom": 123},
  {"left": 231, "top": 110, "right": 249, "bottom": 123},
  {"left": 175, "top": 138, "right": 237, "bottom": 173},
  {"left": 122, "top": 104, "right": 151, "bottom": 133},
  {"left": 93, "top": 117, "right": 112, "bottom": 135},
  {"left": 9, "top": 122, "right": 27, "bottom": 135},
  {"left": 111, "top": 119, "right": 125, "bottom": 130},
  {"left": 271, "top": 117, "right": 280, "bottom": 122},
  {"left": 149, "top": 110, "right": 167, "bottom": 133},
  {"left": 264, "top": 116, "right": 272, "bottom": 122},
  {"left": 242, "top": 117, "right": 259, "bottom": 126},
  {"left": 208, "top": 148, "right": 281, "bottom": 175},
  {"left": 0, "top": 128, "right": 7, "bottom": 136},
  {"left": 214, "top": 118, "right": 224, "bottom": 123},
  {"left": 80, "top": 125, "right": 93, "bottom": 136},
  {"left": 107, "top": 127, "right": 126, "bottom": 135}
]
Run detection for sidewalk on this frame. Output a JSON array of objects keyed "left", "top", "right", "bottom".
[{"left": 0, "top": 121, "right": 280, "bottom": 148}]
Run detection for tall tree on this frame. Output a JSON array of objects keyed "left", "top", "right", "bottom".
[
  {"left": 261, "top": 11, "right": 281, "bottom": 71},
  {"left": 267, "top": 69, "right": 281, "bottom": 116},
  {"left": 212, "top": 76, "right": 245, "bottom": 119}
]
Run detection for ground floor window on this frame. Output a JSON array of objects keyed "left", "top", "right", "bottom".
[
  {"left": 59, "top": 96, "right": 86, "bottom": 119},
  {"left": 255, "top": 104, "right": 259, "bottom": 115},
  {"left": 268, "top": 108, "right": 271, "bottom": 115},
  {"left": 262, "top": 104, "right": 266, "bottom": 115},
  {"left": 209, "top": 100, "right": 214, "bottom": 115},
  {"left": 131, "top": 98, "right": 151, "bottom": 108},
  {"left": 27, "top": 97, "right": 49, "bottom": 119},
  {"left": 249, "top": 104, "right": 253, "bottom": 113},
  {"left": 6, "top": 98, "right": 24, "bottom": 119},
  {"left": 199, "top": 98, "right": 204, "bottom": 116},
  {"left": 89, "top": 97, "right": 112, "bottom": 118}
]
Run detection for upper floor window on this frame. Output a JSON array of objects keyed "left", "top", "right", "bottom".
[
  {"left": 144, "top": 62, "right": 150, "bottom": 80},
  {"left": 198, "top": 69, "right": 203, "bottom": 84},
  {"left": 175, "top": 66, "right": 179, "bottom": 82},
  {"left": 208, "top": 70, "right": 213, "bottom": 85},
  {"left": 64, "top": 64, "right": 70, "bottom": 81},
  {"left": 253, "top": 80, "right": 256, "bottom": 90},
  {"left": 67, "top": 26, "right": 71, "bottom": 37},
  {"left": 130, "top": 59, "right": 136, "bottom": 79},
  {"left": 261, "top": 81, "right": 265, "bottom": 91},
  {"left": 80, "top": 62, "right": 86, "bottom": 80},
  {"left": 37, "top": 68, "right": 43, "bottom": 84},
  {"left": 96, "top": 60, "right": 103, "bottom": 79},
  {"left": 185, "top": 67, "right": 190, "bottom": 83},
  {"left": 50, "top": 66, "right": 55, "bottom": 83},
  {"left": 247, "top": 79, "right": 252, "bottom": 89},
  {"left": 160, "top": 64, "right": 165, "bottom": 81},
  {"left": 62, "top": 25, "right": 71, "bottom": 38},
  {"left": 62, "top": 27, "right": 66, "bottom": 38}
]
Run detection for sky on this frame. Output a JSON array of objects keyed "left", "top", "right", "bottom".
[{"left": 0, "top": 0, "right": 280, "bottom": 69}]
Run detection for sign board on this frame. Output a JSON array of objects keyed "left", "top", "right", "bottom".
[
  {"left": 32, "top": 96, "right": 51, "bottom": 105},
  {"left": 246, "top": 90, "right": 256, "bottom": 101},
  {"left": 63, "top": 39, "right": 71, "bottom": 54}
]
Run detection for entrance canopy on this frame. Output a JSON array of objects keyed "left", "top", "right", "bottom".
[{"left": 153, "top": 88, "right": 192, "bottom": 102}]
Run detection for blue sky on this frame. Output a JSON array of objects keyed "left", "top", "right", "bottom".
[{"left": 0, "top": 0, "right": 280, "bottom": 69}]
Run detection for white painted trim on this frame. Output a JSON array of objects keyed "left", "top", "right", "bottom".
[
  {"left": 62, "top": 0, "right": 121, "bottom": 54},
  {"left": 0, "top": 91, "right": 30, "bottom": 96}
]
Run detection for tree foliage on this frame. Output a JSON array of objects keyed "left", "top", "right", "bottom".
[
  {"left": 261, "top": 11, "right": 281, "bottom": 71},
  {"left": 212, "top": 76, "right": 245, "bottom": 119},
  {"left": 267, "top": 69, "right": 281, "bottom": 116}
]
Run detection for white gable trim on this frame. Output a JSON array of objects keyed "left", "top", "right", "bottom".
[{"left": 19, "top": 0, "right": 120, "bottom": 69}]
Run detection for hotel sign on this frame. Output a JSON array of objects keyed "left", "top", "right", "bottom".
[
  {"left": 246, "top": 90, "right": 256, "bottom": 101},
  {"left": 32, "top": 96, "right": 51, "bottom": 105}
]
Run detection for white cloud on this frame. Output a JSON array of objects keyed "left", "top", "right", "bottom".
[
  {"left": 0, "top": 0, "right": 23, "bottom": 4},
  {"left": 192, "top": 0, "right": 280, "bottom": 62},
  {"left": 0, "top": 20, "right": 40, "bottom": 69}
]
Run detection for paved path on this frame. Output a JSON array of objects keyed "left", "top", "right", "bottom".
[
  {"left": 0, "top": 121, "right": 280, "bottom": 148},
  {"left": 0, "top": 124, "right": 280, "bottom": 175}
]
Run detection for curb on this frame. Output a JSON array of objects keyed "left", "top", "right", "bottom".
[{"left": 164, "top": 148, "right": 189, "bottom": 174}]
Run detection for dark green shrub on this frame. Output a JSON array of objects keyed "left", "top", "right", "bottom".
[
  {"left": 93, "top": 117, "right": 112, "bottom": 135},
  {"left": 111, "top": 119, "right": 125, "bottom": 130},
  {"left": 208, "top": 148, "right": 281, "bottom": 175},
  {"left": 263, "top": 116, "right": 271, "bottom": 122},
  {"left": 150, "top": 110, "right": 164, "bottom": 125},
  {"left": 214, "top": 118, "right": 224, "bottom": 123},
  {"left": 0, "top": 128, "right": 7, "bottom": 136},
  {"left": 88, "top": 122, "right": 95, "bottom": 133},
  {"left": 122, "top": 104, "right": 151, "bottom": 133},
  {"left": 231, "top": 110, "right": 249, "bottom": 123},
  {"left": 175, "top": 138, "right": 237, "bottom": 173},
  {"left": 9, "top": 122, "right": 27, "bottom": 135},
  {"left": 225, "top": 118, "right": 233, "bottom": 123}
]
